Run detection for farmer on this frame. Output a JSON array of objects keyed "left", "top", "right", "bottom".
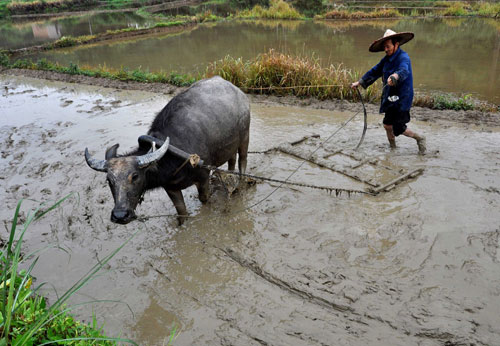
[{"left": 351, "top": 29, "right": 426, "bottom": 154}]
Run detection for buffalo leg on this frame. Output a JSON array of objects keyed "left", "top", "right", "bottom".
[
  {"left": 165, "top": 189, "right": 188, "bottom": 225},
  {"left": 238, "top": 135, "right": 249, "bottom": 174},
  {"left": 196, "top": 175, "right": 210, "bottom": 203},
  {"left": 228, "top": 153, "right": 237, "bottom": 171}
]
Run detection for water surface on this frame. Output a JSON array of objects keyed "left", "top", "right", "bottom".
[{"left": 0, "top": 12, "right": 155, "bottom": 49}]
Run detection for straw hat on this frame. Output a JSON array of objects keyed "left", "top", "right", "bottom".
[{"left": 369, "top": 29, "right": 414, "bottom": 52}]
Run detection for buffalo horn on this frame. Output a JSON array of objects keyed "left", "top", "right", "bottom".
[
  {"left": 105, "top": 143, "right": 120, "bottom": 160},
  {"left": 136, "top": 137, "right": 170, "bottom": 168},
  {"left": 85, "top": 148, "right": 107, "bottom": 172}
]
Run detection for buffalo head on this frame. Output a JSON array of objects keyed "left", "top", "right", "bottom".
[{"left": 85, "top": 138, "right": 170, "bottom": 224}]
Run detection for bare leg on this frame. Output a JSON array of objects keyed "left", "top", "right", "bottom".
[
  {"left": 402, "top": 128, "right": 426, "bottom": 154},
  {"left": 384, "top": 124, "right": 397, "bottom": 149},
  {"left": 165, "top": 189, "right": 188, "bottom": 225}
]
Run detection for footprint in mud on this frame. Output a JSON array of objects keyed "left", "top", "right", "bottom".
[
  {"left": 60, "top": 99, "right": 74, "bottom": 107},
  {"left": 41, "top": 188, "right": 52, "bottom": 195},
  {"left": 6, "top": 88, "right": 36, "bottom": 96},
  {"left": 9, "top": 184, "right": 22, "bottom": 193},
  {"left": 32, "top": 162, "right": 50, "bottom": 177},
  {"left": 55, "top": 121, "right": 75, "bottom": 128},
  {"left": 10, "top": 152, "right": 25, "bottom": 165}
]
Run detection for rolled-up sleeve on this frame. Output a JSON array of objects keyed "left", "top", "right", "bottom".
[{"left": 393, "top": 54, "right": 411, "bottom": 82}]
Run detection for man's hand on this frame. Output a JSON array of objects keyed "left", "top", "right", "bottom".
[
  {"left": 387, "top": 73, "right": 399, "bottom": 86},
  {"left": 351, "top": 81, "right": 360, "bottom": 89}
]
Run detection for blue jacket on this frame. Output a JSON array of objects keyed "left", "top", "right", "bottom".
[{"left": 359, "top": 48, "right": 414, "bottom": 113}]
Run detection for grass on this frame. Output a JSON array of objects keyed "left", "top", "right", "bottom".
[
  {"left": 1, "top": 53, "right": 196, "bottom": 86},
  {"left": 0, "top": 48, "right": 496, "bottom": 112},
  {"left": 237, "top": 0, "right": 302, "bottom": 19},
  {"left": 440, "top": 2, "right": 470, "bottom": 16},
  {"left": 0, "top": 195, "right": 139, "bottom": 345},
  {"left": 474, "top": 1, "right": 500, "bottom": 18},
  {"left": 205, "top": 49, "right": 377, "bottom": 102},
  {"left": 323, "top": 8, "right": 402, "bottom": 19}
]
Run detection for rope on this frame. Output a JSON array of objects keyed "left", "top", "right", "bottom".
[
  {"left": 242, "top": 84, "right": 346, "bottom": 91},
  {"left": 172, "top": 154, "right": 200, "bottom": 176},
  {"left": 203, "top": 165, "right": 373, "bottom": 196}
]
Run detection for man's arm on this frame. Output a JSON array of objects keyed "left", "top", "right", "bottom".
[
  {"left": 388, "top": 53, "right": 411, "bottom": 86},
  {"left": 351, "top": 58, "right": 385, "bottom": 89}
]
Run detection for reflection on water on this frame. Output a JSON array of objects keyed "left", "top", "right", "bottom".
[
  {"left": 0, "top": 12, "right": 155, "bottom": 49},
  {"left": 22, "top": 18, "right": 500, "bottom": 103}
]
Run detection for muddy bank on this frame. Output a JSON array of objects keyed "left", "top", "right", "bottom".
[
  {"left": 3, "top": 68, "right": 499, "bottom": 127},
  {"left": 1, "top": 74, "right": 500, "bottom": 345}
]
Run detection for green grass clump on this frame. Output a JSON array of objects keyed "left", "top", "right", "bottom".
[
  {"left": 0, "top": 196, "right": 138, "bottom": 345},
  {"left": 154, "top": 20, "right": 187, "bottom": 28},
  {"left": 441, "top": 2, "right": 470, "bottom": 16},
  {"left": 51, "top": 35, "right": 95, "bottom": 48},
  {"left": 238, "top": 0, "right": 302, "bottom": 19},
  {"left": 413, "top": 93, "right": 475, "bottom": 111},
  {"left": 0, "top": 51, "right": 9, "bottom": 66},
  {"left": 474, "top": 2, "right": 500, "bottom": 18}
]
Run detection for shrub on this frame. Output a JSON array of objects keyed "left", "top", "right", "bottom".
[
  {"left": 441, "top": 2, "right": 470, "bottom": 16},
  {"left": 0, "top": 51, "right": 9, "bottom": 66},
  {"left": 238, "top": 0, "right": 302, "bottom": 19},
  {"left": 53, "top": 36, "right": 79, "bottom": 48},
  {"left": 475, "top": 2, "right": 500, "bottom": 18}
]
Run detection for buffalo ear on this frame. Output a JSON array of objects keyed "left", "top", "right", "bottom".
[{"left": 105, "top": 144, "right": 120, "bottom": 160}]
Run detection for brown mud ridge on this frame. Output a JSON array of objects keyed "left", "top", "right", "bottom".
[
  {"left": 1, "top": 73, "right": 500, "bottom": 346},
  {"left": 4, "top": 68, "right": 499, "bottom": 127}
]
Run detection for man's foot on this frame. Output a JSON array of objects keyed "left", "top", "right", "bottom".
[
  {"left": 416, "top": 136, "right": 426, "bottom": 154},
  {"left": 389, "top": 139, "right": 396, "bottom": 149}
]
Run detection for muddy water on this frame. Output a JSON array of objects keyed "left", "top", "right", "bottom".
[
  {"left": 1, "top": 74, "right": 500, "bottom": 345},
  {"left": 27, "top": 17, "right": 500, "bottom": 104},
  {"left": 0, "top": 13, "right": 155, "bottom": 50}
]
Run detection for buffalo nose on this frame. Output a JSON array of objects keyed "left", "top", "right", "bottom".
[{"left": 111, "top": 209, "right": 133, "bottom": 224}]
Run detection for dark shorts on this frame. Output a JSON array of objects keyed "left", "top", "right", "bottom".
[{"left": 383, "top": 109, "right": 411, "bottom": 136}]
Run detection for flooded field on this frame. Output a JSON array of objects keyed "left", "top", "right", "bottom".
[
  {"left": 0, "top": 12, "right": 155, "bottom": 49},
  {"left": 1, "top": 73, "right": 499, "bottom": 345},
  {"left": 23, "top": 17, "right": 500, "bottom": 104}
]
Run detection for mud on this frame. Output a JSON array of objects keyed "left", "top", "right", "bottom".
[{"left": 1, "top": 73, "right": 500, "bottom": 346}]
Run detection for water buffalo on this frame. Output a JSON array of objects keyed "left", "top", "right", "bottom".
[{"left": 85, "top": 76, "right": 250, "bottom": 225}]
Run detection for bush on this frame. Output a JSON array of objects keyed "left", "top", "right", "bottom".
[
  {"left": 441, "top": 2, "right": 470, "bottom": 16},
  {"left": 475, "top": 2, "right": 500, "bottom": 18},
  {"left": 0, "top": 51, "right": 9, "bottom": 66},
  {"left": 433, "top": 94, "right": 474, "bottom": 111},
  {"left": 238, "top": 0, "right": 302, "bottom": 19}
]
